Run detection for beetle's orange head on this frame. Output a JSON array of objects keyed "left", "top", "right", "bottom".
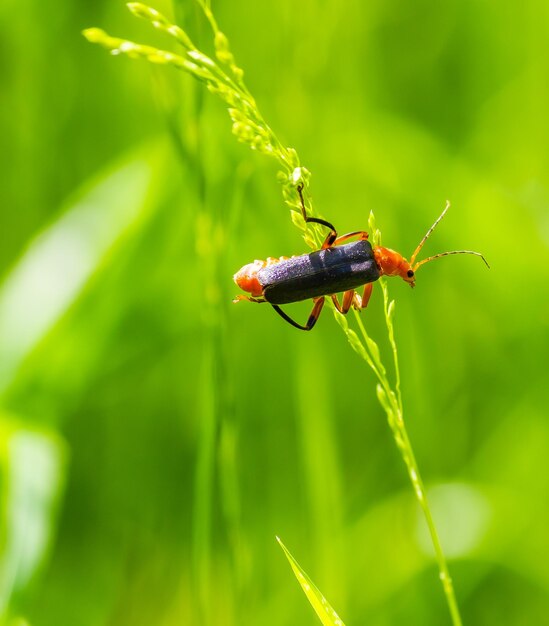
[
  {"left": 376, "top": 202, "right": 489, "bottom": 288},
  {"left": 374, "top": 247, "right": 416, "bottom": 287}
]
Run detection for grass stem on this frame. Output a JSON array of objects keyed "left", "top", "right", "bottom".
[{"left": 84, "top": 5, "right": 464, "bottom": 623}]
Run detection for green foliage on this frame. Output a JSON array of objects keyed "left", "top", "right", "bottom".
[{"left": 2, "top": 0, "right": 549, "bottom": 625}]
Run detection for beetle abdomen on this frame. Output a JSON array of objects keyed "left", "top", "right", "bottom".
[{"left": 258, "top": 240, "right": 380, "bottom": 304}]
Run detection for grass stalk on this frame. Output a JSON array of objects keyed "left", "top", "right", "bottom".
[
  {"left": 332, "top": 216, "right": 463, "bottom": 625},
  {"left": 84, "top": 4, "right": 464, "bottom": 623},
  {"left": 193, "top": 338, "right": 216, "bottom": 626}
]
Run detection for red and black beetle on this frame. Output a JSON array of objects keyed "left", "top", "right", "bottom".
[{"left": 234, "top": 184, "right": 488, "bottom": 330}]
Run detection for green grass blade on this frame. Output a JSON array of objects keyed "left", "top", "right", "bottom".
[
  {"left": 0, "top": 152, "right": 154, "bottom": 394},
  {"left": 276, "top": 537, "right": 345, "bottom": 626},
  {"left": 0, "top": 414, "right": 66, "bottom": 619}
]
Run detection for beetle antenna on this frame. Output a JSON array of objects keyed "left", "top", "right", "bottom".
[
  {"left": 413, "top": 249, "right": 490, "bottom": 271},
  {"left": 409, "top": 200, "right": 450, "bottom": 266},
  {"left": 410, "top": 201, "right": 490, "bottom": 271}
]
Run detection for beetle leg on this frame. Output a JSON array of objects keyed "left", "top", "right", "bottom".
[
  {"left": 331, "top": 290, "right": 355, "bottom": 315},
  {"left": 353, "top": 283, "right": 374, "bottom": 310},
  {"left": 297, "top": 183, "right": 338, "bottom": 249},
  {"left": 271, "top": 297, "right": 325, "bottom": 331},
  {"left": 233, "top": 295, "right": 267, "bottom": 304},
  {"left": 333, "top": 231, "right": 369, "bottom": 245}
]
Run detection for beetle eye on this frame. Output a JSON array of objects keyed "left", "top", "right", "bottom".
[{"left": 407, "top": 270, "right": 414, "bottom": 278}]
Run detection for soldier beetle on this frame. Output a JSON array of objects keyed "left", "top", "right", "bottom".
[{"left": 234, "top": 185, "right": 488, "bottom": 330}]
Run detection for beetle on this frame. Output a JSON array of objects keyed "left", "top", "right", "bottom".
[{"left": 233, "top": 184, "right": 489, "bottom": 330}]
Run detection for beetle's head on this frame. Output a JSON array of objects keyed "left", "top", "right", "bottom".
[
  {"left": 376, "top": 202, "right": 489, "bottom": 287},
  {"left": 374, "top": 247, "right": 416, "bottom": 287}
]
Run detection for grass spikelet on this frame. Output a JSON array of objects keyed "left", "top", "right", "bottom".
[{"left": 83, "top": 4, "right": 330, "bottom": 249}]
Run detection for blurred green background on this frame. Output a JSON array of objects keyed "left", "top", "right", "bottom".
[{"left": 1, "top": 0, "right": 548, "bottom": 624}]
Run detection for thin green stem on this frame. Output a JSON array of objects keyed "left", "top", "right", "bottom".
[
  {"left": 380, "top": 281, "right": 403, "bottom": 414},
  {"left": 193, "top": 339, "right": 216, "bottom": 626},
  {"left": 398, "top": 426, "right": 463, "bottom": 626},
  {"left": 350, "top": 287, "right": 463, "bottom": 626}
]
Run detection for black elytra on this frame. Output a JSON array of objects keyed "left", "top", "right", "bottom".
[{"left": 257, "top": 240, "right": 380, "bottom": 305}]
